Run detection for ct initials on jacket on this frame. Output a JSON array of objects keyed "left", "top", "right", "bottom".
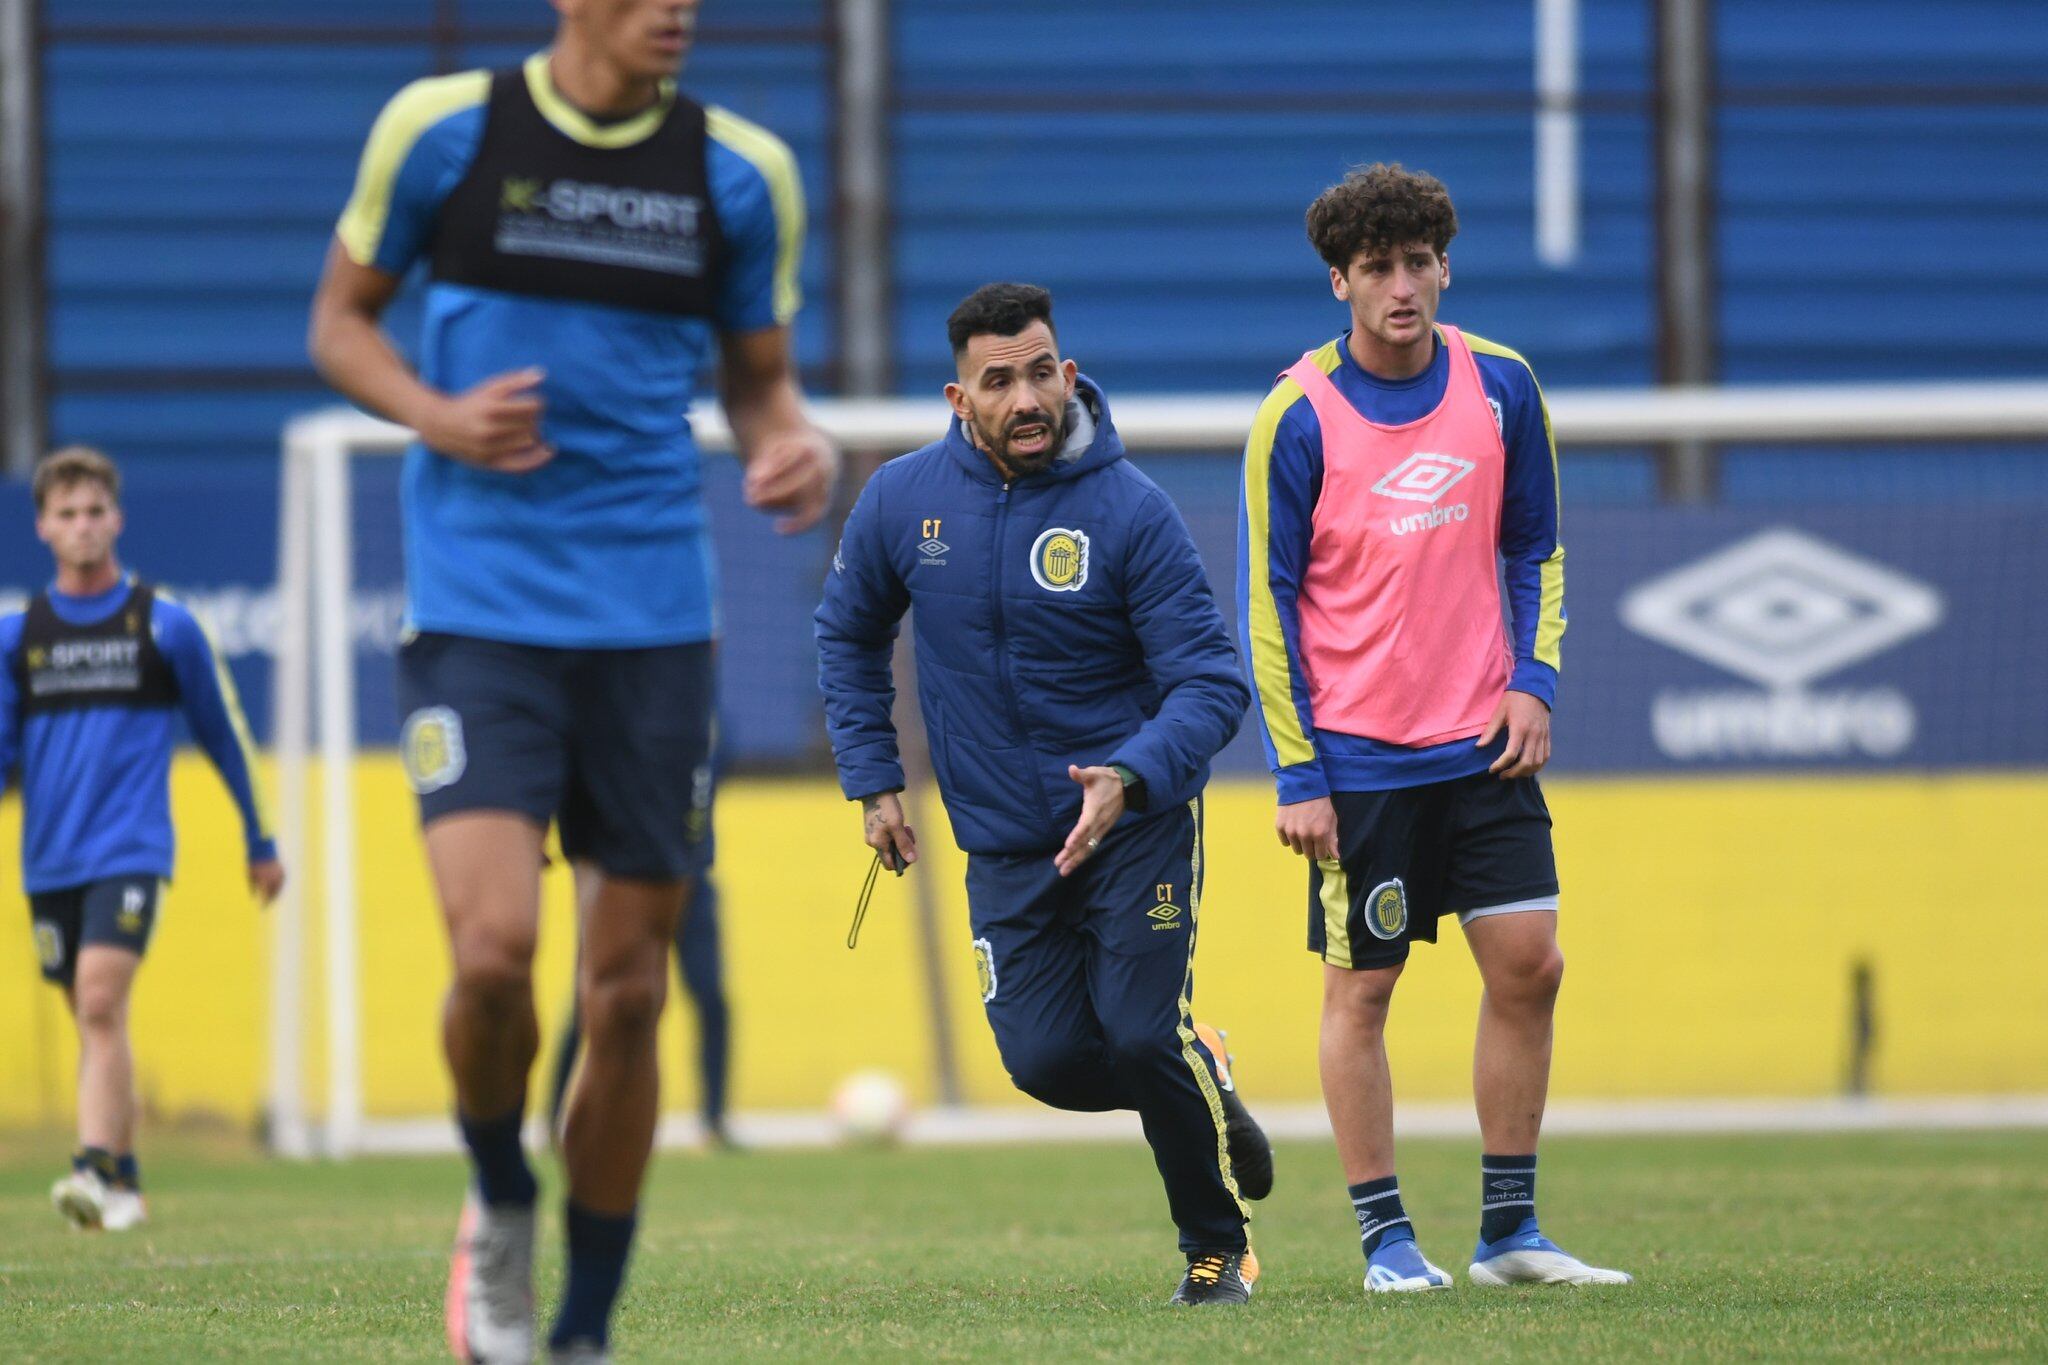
[{"left": 816, "top": 376, "right": 1250, "bottom": 856}]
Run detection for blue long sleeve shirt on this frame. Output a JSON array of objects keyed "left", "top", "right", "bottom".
[{"left": 1, "top": 579, "right": 276, "bottom": 892}]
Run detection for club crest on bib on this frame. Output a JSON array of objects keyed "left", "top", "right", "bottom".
[
  {"left": 1365, "top": 877, "right": 1408, "bottom": 940},
  {"left": 401, "top": 706, "right": 467, "bottom": 794},
  {"left": 1030, "top": 527, "right": 1089, "bottom": 592},
  {"left": 973, "top": 937, "right": 998, "bottom": 1002}
]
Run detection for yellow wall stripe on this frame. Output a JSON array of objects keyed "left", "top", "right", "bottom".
[
  {"left": 1463, "top": 331, "right": 1566, "bottom": 673},
  {"left": 336, "top": 70, "right": 490, "bottom": 268},
  {"left": 523, "top": 53, "right": 675, "bottom": 149},
  {"left": 707, "top": 106, "right": 807, "bottom": 325}
]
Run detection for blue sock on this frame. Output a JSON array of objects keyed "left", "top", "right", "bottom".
[
  {"left": 457, "top": 1110, "right": 536, "bottom": 1209},
  {"left": 114, "top": 1152, "right": 141, "bottom": 1192},
  {"left": 1481, "top": 1153, "right": 1537, "bottom": 1244},
  {"left": 549, "top": 1202, "right": 638, "bottom": 1350},
  {"left": 1349, "top": 1176, "right": 1413, "bottom": 1257}
]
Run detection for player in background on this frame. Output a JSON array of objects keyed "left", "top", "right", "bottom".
[
  {"left": 818, "top": 283, "right": 1273, "bottom": 1307},
  {"left": 1238, "top": 164, "right": 1630, "bottom": 1294},
  {"left": 0, "top": 447, "right": 284, "bottom": 1232},
  {"left": 308, "top": 1, "right": 835, "bottom": 1359}
]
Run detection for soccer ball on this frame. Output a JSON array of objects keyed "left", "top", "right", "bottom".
[{"left": 830, "top": 1069, "right": 910, "bottom": 1145}]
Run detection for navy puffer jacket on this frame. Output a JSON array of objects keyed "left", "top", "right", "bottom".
[{"left": 816, "top": 376, "right": 1249, "bottom": 855}]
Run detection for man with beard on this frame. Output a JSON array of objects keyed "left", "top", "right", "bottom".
[{"left": 816, "top": 283, "right": 1273, "bottom": 1306}]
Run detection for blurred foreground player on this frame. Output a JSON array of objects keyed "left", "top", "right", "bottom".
[
  {"left": 818, "top": 284, "right": 1272, "bottom": 1307},
  {"left": 548, "top": 763, "right": 735, "bottom": 1149},
  {"left": 310, "top": 0, "right": 835, "bottom": 1358},
  {"left": 1, "top": 448, "right": 283, "bottom": 1232},
  {"left": 1239, "top": 164, "right": 1629, "bottom": 1294}
]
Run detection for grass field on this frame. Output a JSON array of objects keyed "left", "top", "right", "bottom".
[{"left": 1, "top": 1128, "right": 2044, "bottom": 1361}]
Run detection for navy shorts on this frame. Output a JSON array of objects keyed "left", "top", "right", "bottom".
[
  {"left": 395, "top": 632, "right": 714, "bottom": 881},
  {"left": 966, "top": 799, "right": 1204, "bottom": 1027},
  {"left": 1309, "top": 772, "right": 1559, "bottom": 971},
  {"left": 28, "top": 875, "right": 160, "bottom": 986}
]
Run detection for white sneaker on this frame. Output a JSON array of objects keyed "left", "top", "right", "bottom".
[
  {"left": 445, "top": 1192, "right": 536, "bottom": 1364},
  {"left": 51, "top": 1170, "right": 108, "bottom": 1231},
  {"left": 102, "top": 1188, "right": 148, "bottom": 1231},
  {"left": 1469, "top": 1224, "right": 1632, "bottom": 1286}
]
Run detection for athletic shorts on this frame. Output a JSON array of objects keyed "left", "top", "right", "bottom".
[
  {"left": 395, "top": 632, "right": 714, "bottom": 881},
  {"left": 1308, "top": 772, "right": 1559, "bottom": 971},
  {"left": 28, "top": 875, "right": 161, "bottom": 986}
]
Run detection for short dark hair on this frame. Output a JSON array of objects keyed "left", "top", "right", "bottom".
[
  {"left": 33, "top": 446, "right": 120, "bottom": 511},
  {"left": 946, "top": 282, "right": 1056, "bottom": 358},
  {"left": 1305, "top": 163, "right": 1459, "bottom": 271}
]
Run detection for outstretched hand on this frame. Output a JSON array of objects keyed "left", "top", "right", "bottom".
[{"left": 1054, "top": 765, "right": 1125, "bottom": 877}]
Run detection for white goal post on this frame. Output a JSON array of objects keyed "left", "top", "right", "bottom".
[{"left": 270, "top": 380, "right": 2048, "bottom": 1157}]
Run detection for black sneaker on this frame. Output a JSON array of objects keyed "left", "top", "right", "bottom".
[
  {"left": 1195, "top": 1022, "right": 1273, "bottom": 1200},
  {"left": 1169, "top": 1249, "right": 1260, "bottom": 1306}
]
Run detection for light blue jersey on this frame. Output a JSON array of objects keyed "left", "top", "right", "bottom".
[{"left": 336, "top": 56, "right": 805, "bottom": 647}]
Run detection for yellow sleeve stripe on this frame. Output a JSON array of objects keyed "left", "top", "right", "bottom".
[
  {"left": 1243, "top": 379, "right": 1318, "bottom": 769},
  {"left": 1463, "top": 331, "right": 1566, "bottom": 672},
  {"left": 336, "top": 70, "right": 490, "bottom": 268},
  {"left": 160, "top": 592, "right": 274, "bottom": 842},
  {"left": 708, "top": 106, "right": 806, "bottom": 325},
  {"left": 1532, "top": 386, "right": 1567, "bottom": 672}
]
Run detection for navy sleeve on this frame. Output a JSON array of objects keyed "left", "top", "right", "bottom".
[
  {"left": 815, "top": 468, "right": 911, "bottom": 800},
  {"left": 1482, "top": 354, "right": 1566, "bottom": 705},
  {"left": 1237, "top": 387, "right": 1331, "bottom": 801},
  {"left": 1106, "top": 486, "right": 1250, "bottom": 804},
  {"left": 158, "top": 600, "right": 278, "bottom": 862}
]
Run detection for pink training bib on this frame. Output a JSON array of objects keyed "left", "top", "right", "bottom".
[{"left": 1285, "top": 325, "right": 1512, "bottom": 747}]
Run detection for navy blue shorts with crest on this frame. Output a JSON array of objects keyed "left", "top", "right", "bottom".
[
  {"left": 1309, "top": 772, "right": 1559, "bottom": 971},
  {"left": 28, "top": 875, "right": 161, "bottom": 986},
  {"left": 395, "top": 632, "right": 714, "bottom": 881}
]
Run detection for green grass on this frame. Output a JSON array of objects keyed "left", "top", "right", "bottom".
[{"left": 1, "top": 1128, "right": 2044, "bottom": 1361}]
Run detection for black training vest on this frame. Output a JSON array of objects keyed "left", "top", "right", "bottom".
[
  {"left": 429, "top": 67, "right": 725, "bottom": 316},
  {"left": 11, "top": 582, "right": 179, "bottom": 717}
]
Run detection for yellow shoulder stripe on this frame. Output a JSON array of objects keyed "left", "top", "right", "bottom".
[
  {"left": 336, "top": 70, "right": 490, "bottom": 268},
  {"left": 1463, "top": 331, "right": 1566, "bottom": 672},
  {"left": 1310, "top": 338, "right": 1344, "bottom": 375},
  {"left": 708, "top": 106, "right": 806, "bottom": 325},
  {"left": 1242, "top": 378, "right": 1318, "bottom": 770}
]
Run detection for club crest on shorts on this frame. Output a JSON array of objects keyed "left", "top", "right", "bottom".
[
  {"left": 117, "top": 883, "right": 147, "bottom": 934},
  {"left": 973, "top": 937, "right": 997, "bottom": 1002},
  {"left": 401, "top": 706, "right": 467, "bottom": 794},
  {"left": 1365, "top": 877, "right": 1408, "bottom": 940},
  {"left": 33, "top": 920, "right": 63, "bottom": 973},
  {"left": 1029, "top": 527, "right": 1089, "bottom": 593}
]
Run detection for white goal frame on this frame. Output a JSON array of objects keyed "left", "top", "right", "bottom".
[{"left": 270, "top": 379, "right": 2048, "bottom": 1157}]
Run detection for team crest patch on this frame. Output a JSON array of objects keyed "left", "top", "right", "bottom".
[
  {"left": 1365, "top": 877, "right": 1408, "bottom": 941},
  {"left": 33, "top": 920, "right": 63, "bottom": 973},
  {"left": 117, "top": 884, "right": 148, "bottom": 935},
  {"left": 973, "top": 937, "right": 997, "bottom": 1002},
  {"left": 1029, "top": 527, "right": 1089, "bottom": 593},
  {"left": 401, "top": 706, "right": 467, "bottom": 795}
]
